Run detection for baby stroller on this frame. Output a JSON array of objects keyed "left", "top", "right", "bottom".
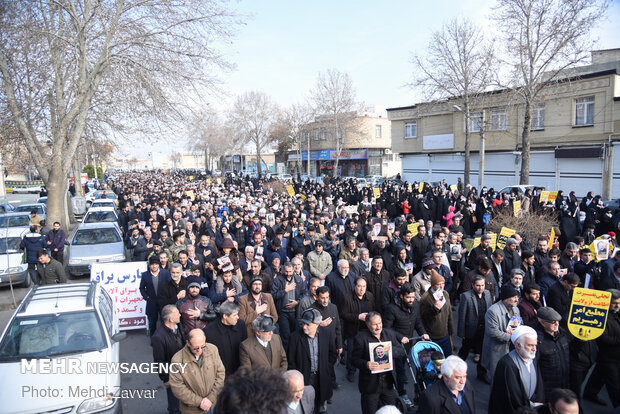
[
  {"left": 394, "top": 338, "right": 445, "bottom": 412},
  {"left": 411, "top": 340, "right": 445, "bottom": 396}
]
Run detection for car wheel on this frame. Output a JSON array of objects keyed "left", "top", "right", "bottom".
[{"left": 19, "top": 272, "right": 31, "bottom": 288}]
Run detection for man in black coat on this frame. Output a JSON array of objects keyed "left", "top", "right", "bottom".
[
  {"left": 547, "top": 273, "right": 580, "bottom": 328},
  {"left": 534, "top": 307, "right": 570, "bottom": 402},
  {"left": 203, "top": 301, "right": 247, "bottom": 376},
  {"left": 139, "top": 256, "right": 171, "bottom": 336},
  {"left": 489, "top": 325, "right": 545, "bottom": 414},
  {"left": 288, "top": 309, "right": 337, "bottom": 414},
  {"left": 419, "top": 355, "right": 477, "bottom": 414},
  {"left": 151, "top": 305, "right": 185, "bottom": 414},
  {"left": 351, "top": 311, "right": 409, "bottom": 414}
]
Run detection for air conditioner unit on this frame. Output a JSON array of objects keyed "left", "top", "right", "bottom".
[{"left": 384, "top": 149, "right": 392, "bottom": 155}]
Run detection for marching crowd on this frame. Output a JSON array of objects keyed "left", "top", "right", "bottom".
[{"left": 81, "top": 171, "right": 620, "bottom": 413}]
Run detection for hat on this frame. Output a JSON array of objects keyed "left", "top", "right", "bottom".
[
  {"left": 315, "top": 239, "right": 324, "bottom": 247},
  {"left": 481, "top": 234, "right": 491, "bottom": 241},
  {"left": 221, "top": 238, "right": 235, "bottom": 250},
  {"left": 510, "top": 325, "right": 537, "bottom": 344},
  {"left": 307, "top": 225, "right": 316, "bottom": 232},
  {"left": 422, "top": 257, "right": 435, "bottom": 269},
  {"left": 148, "top": 256, "right": 161, "bottom": 266},
  {"left": 252, "top": 315, "right": 276, "bottom": 332},
  {"left": 430, "top": 269, "right": 444, "bottom": 286},
  {"left": 187, "top": 282, "right": 201, "bottom": 290},
  {"left": 300, "top": 309, "right": 323, "bottom": 325},
  {"left": 500, "top": 284, "right": 519, "bottom": 300},
  {"left": 250, "top": 275, "right": 263, "bottom": 285},
  {"left": 537, "top": 307, "right": 562, "bottom": 322},
  {"left": 152, "top": 239, "right": 162, "bottom": 246}
]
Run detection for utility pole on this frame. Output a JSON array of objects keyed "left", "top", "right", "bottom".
[{"left": 478, "top": 113, "right": 485, "bottom": 188}]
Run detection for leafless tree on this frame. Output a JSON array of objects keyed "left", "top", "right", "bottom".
[
  {"left": 411, "top": 18, "right": 495, "bottom": 186},
  {"left": 269, "top": 103, "right": 314, "bottom": 174},
  {"left": 0, "top": 0, "right": 240, "bottom": 226},
  {"left": 187, "top": 110, "right": 231, "bottom": 171},
  {"left": 310, "top": 69, "right": 362, "bottom": 177},
  {"left": 493, "top": 0, "right": 609, "bottom": 184},
  {"left": 227, "top": 91, "right": 279, "bottom": 174}
]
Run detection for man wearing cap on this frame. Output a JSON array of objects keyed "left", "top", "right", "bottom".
[
  {"left": 420, "top": 271, "right": 454, "bottom": 357},
  {"left": 239, "top": 314, "right": 288, "bottom": 373},
  {"left": 534, "top": 306, "right": 570, "bottom": 401},
  {"left": 467, "top": 234, "right": 493, "bottom": 270},
  {"left": 412, "top": 257, "right": 436, "bottom": 301},
  {"left": 547, "top": 272, "right": 580, "bottom": 327},
  {"left": 238, "top": 275, "right": 278, "bottom": 337},
  {"left": 503, "top": 238, "right": 521, "bottom": 271},
  {"left": 288, "top": 308, "right": 337, "bottom": 414},
  {"left": 140, "top": 255, "right": 171, "bottom": 336},
  {"left": 351, "top": 311, "right": 408, "bottom": 414},
  {"left": 489, "top": 325, "right": 544, "bottom": 413},
  {"left": 481, "top": 284, "right": 521, "bottom": 383},
  {"left": 177, "top": 281, "right": 217, "bottom": 337}
]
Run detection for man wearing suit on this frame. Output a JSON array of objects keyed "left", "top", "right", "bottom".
[
  {"left": 139, "top": 256, "right": 171, "bottom": 336},
  {"left": 239, "top": 315, "right": 288, "bottom": 373},
  {"left": 419, "top": 355, "right": 477, "bottom": 414},
  {"left": 282, "top": 370, "right": 315, "bottom": 414},
  {"left": 351, "top": 311, "right": 409, "bottom": 414},
  {"left": 288, "top": 309, "right": 337, "bottom": 414}
]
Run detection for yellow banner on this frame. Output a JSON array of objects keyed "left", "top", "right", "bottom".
[
  {"left": 567, "top": 288, "right": 612, "bottom": 340},
  {"left": 206, "top": 178, "right": 211, "bottom": 185},
  {"left": 189, "top": 175, "right": 194, "bottom": 181},
  {"left": 185, "top": 190, "right": 195, "bottom": 201},
  {"left": 487, "top": 232, "right": 497, "bottom": 250},
  {"left": 449, "top": 184, "right": 458, "bottom": 192},
  {"left": 286, "top": 185, "right": 296, "bottom": 197},
  {"left": 407, "top": 222, "right": 419, "bottom": 237},
  {"left": 496, "top": 227, "right": 517, "bottom": 250},
  {"left": 217, "top": 178, "right": 222, "bottom": 184},
  {"left": 549, "top": 228, "right": 555, "bottom": 248},
  {"left": 373, "top": 188, "right": 381, "bottom": 199},
  {"left": 408, "top": 183, "right": 413, "bottom": 192},
  {"left": 539, "top": 191, "right": 550, "bottom": 204},
  {"left": 513, "top": 200, "right": 521, "bottom": 217},
  {"left": 548, "top": 191, "right": 558, "bottom": 203},
  {"left": 418, "top": 182, "right": 425, "bottom": 193},
  {"left": 472, "top": 237, "right": 481, "bottom": 248}
]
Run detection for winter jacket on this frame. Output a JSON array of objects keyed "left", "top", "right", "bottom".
[
  {"left": 176, "top": 294, "right": 216, "bottom": 336},
  {"left": 383, "top": 297, "right": 427, "bottom": 338},
  {"left": 20, "top": 232, "right": 46, "bottom": 264},
  {"left": 36, "top": 258, "right": 66, "bottom": 284}
]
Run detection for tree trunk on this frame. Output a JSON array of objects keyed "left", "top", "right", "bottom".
[
  {"left": 46, "top": 169, "right": 71, "bottom": 231},
  {"left": 520, "top": 100, "right": 532, "bottom": 184},
  {"left": 256, "top": 141, "right": 262, "bottom": 174},
  {"left": 464, "top": 106, "right": 471, "bottom": 186}
]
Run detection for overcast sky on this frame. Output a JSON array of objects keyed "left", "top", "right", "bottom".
[{"left": 120, "top": 0, "right": 620, "bottom": 158}]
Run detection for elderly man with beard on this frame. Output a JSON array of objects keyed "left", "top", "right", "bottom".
[
  {"left": 383, "top": 283, "right": 429, "bottom": 408},
  {"left": 481, "top": 284, "right": 521, "bottom": 383},
  {"left": 489, "top": 325, "right": 544, "bottom": 414},
  {"left": 177, "top": 282, "right": 217, "bottom": 337},
  {"left": 159, "top": 263, "right": 189, "bottom": 307},
  {"left": 419, "top": 356, "right": 477, "bottom": 414},
  {"left": 326, "top": 259, "right": 355, "bottom": 309}
]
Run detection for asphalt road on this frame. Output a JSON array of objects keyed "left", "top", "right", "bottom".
[{"left": 0, "top": 192, "right": 616, "bottom": 413}]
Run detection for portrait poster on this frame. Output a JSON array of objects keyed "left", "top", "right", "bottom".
[{"left": 369, "top": 341, "right": 393, "bottom": 374}]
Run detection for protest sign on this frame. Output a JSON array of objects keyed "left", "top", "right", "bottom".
[
  {"left": 513, "top": 200, "right": 521, "bottom": 217},
  {"left": 286, "top": 185, "right": 296, "bottom": 196},
  {"left": 567, "top": 288, "right": 612, "bottom": 340},
  {"left": 91, "top": 262, "right": 148, "bottom": 330},
  {"left": 496, "top": 227, "right": 516, "bottom": 250}
]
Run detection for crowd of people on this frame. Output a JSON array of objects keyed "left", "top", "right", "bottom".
[{"left": 84, "top": 170, "right": 620, "bottom": 413}]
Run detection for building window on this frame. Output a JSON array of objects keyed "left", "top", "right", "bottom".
[
  {"left": 302, "top": 131, "right": 309, "bottom": 142},
  {"left": 469, "top": 112, "right": 483, "bottom": 133},
  {"left": 336, "top": 129, "right": 343, "bottom": 140},
  {"left": 314, "top": 129, "right": 319, "bottom": 141},
  {"left": 320, "top": 128, "right": 327, "bottom": 140},
  {"left": 405, "top": 121, "right": 417, "bottom": 139},
  {"left": 531, "top": 104, "right": 545, "bottom": 130},
  {"left": 575, "top": 96, "right": 594, "bottom": 126},
  {"left": 375, "top": 125, "right": 382, "bottom": 138},
  {"left": 490, "top": 109, "right": 507, "bottom": 131}
]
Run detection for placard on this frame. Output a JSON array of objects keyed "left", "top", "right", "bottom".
[
  {"left": 568, "top": 288, "right": 612, "bottom": 340},
  {"left": 369, "top": 341, "right": 393, "bottom": 374},
  {"left": 496, "top": 227, "right": 516, "bottom": 250},
  {"left": 91, "top": 262, "right": 148, "bottom": 330},
  {"left": 418, "top": 182, "right": 425, "bottom": 193},
  {"left": 407, "top": 222, "right": 419, "bottom": 237},
  {"left": 539, "top": 191, "right": 550, "bottom": 204},
  {"left": 286, "top": 185, "right": 296, "bottom": 197},
  {"left": 373, "top": 188, "right": 381, "bottom": 199},
  {"left": 513, "top": 200, "right": 521, "bottom": 217}
]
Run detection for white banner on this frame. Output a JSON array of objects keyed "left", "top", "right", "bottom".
[{"left": 91, "top": 262, "right": 148, "bottom": 331}]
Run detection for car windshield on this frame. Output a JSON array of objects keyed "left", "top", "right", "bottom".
[
  {"left": 73, "top": 228, "right": 121, "bottom": 245},
  {"left": 0, "top": 237, "right": 22, "bottom": 254},
  {"left": 0, "top": 311, "right": 106, "bottom": 361},
  {"left": 95, "top": 192, "right": 117, "bottom": 200},
  {"left": 84, "top": 212, "right": 118, "bottom": 223},
  {"left": 14, "top": 205, "right": 43, "bottom": 214},
  {"left": 0, "top": 215, "right": 30, "bottom": 228}
]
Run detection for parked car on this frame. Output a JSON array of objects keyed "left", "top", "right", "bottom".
[
  {"left": 85, "top": 190, "right": 118, "bottom": 208},
  {"left": 36, "top": 196, "right": 47, "bottom": 205},
  {"left": 10, "top": 185, "right": 42, "bottom": 194},
  {"left": 498, "top": 185, "right": 545, "bottom": 196},
  {"left": 89, "top": 199, "right": 118, "bottom": 210},
  {"left": 278, "top": 174, "right": 293, "bottom": 181},
  {"left": 13, "top": 203, "right": 47, "bottom": 221},
  {"left": 0, "top": 203, "right": 15, "bottom": 214},
  {"left": 0, "top": 282, "right": 125, "bottom": 413},
  {"left": 213, "top": 169, "right": 222, "bottom": 176},
  {"left": 0, "top": 213, "right": 32, "bottom": 232},
  {"left": 82, "top": 207, "right": 120, "bottom": 224},
  {"left": 66, "top": 222, "right": 126, "bottom": 279},
  {"left": 0, "top": 228, "right": 30, "bottom": 287}
]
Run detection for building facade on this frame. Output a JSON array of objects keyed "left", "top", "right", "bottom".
[
  {"left": 387, "top": 50, "right": 620, "bottom": 199},
  {"left": 288, "top": 107, "right": 401, "bottom": 177}
]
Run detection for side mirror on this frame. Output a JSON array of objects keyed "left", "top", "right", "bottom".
[{"left": 111, "top": 332, "right": 127, "bottom": 343}]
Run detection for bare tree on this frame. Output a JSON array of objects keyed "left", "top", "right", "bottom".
[
  {"left": 269, "top": 103, "right": 314, "bottom": 174},
  {"left": 0, "top": 1, "right": 239, "bottom": 226},
  {"left": 411, "top": 18, "right": 495, "bottom": 186},
  {"left": 187, "top": 110, "right": 231, "bottom": 171},
  {"left": 228, "top": 91, "right": 279, "bottom": 174},
  {"left": 310, "top": 69, "right": 361, "bottom": 177},
  {"left": 493, "top": 0, "right": 608, "bottom": 184}
]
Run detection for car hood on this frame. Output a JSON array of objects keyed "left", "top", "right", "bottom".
[
  {"left": 69, "top": 243, "right": 124, "bottom": 260},
  {"left": 0, "top": 253, "right": 24, "bottom": 269},
  {"left": 0, "top": 351, "right": 115, "bottom": 414}
]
